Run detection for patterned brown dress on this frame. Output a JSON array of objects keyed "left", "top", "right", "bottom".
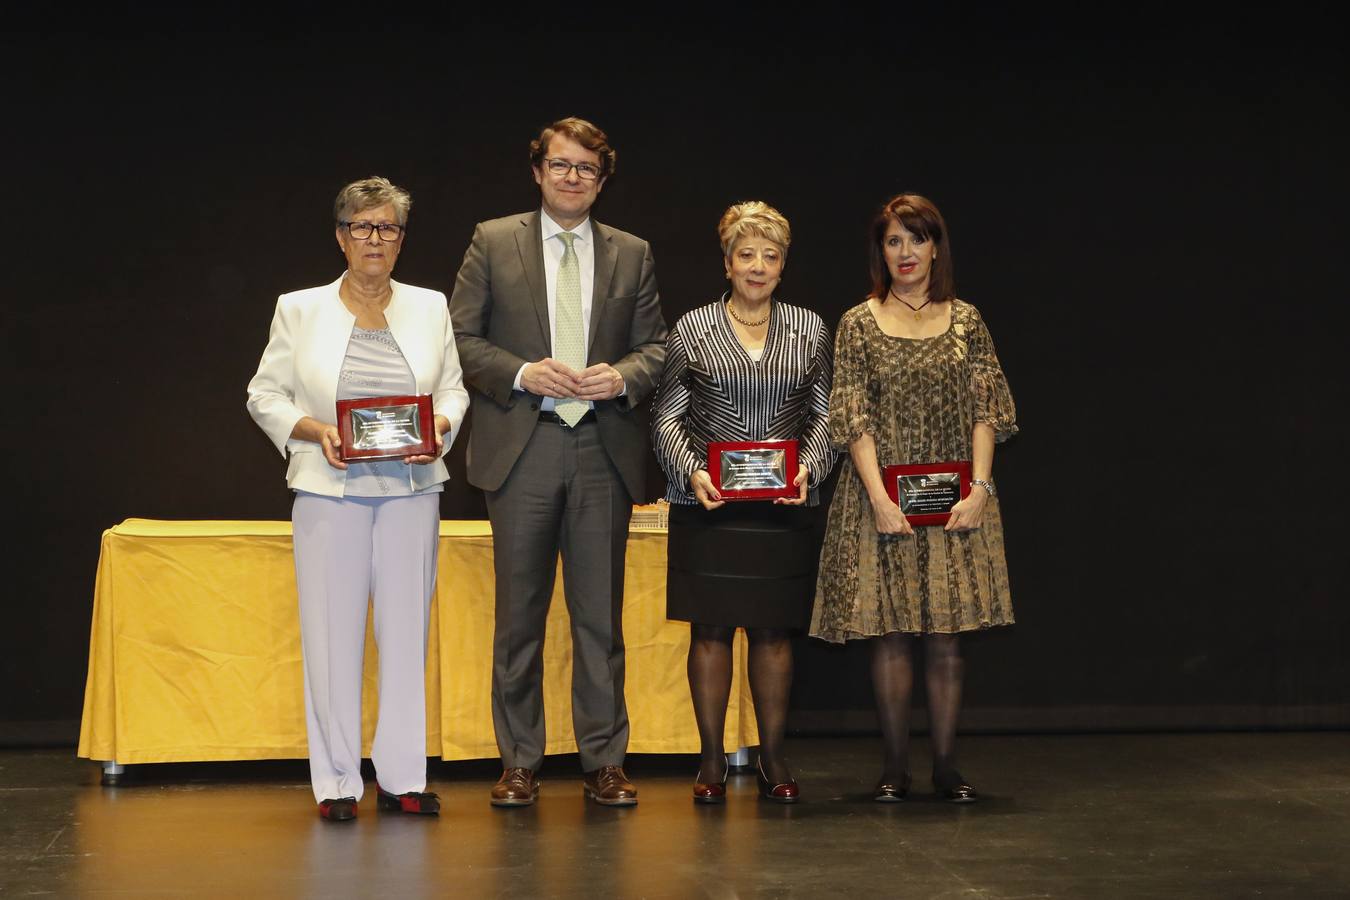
[{"left": 810, "top": 299, "right": 1018, "bottom": 641}]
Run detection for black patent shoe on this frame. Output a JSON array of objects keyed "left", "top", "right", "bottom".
[
  {"left": 318, "top": 797, "right": 358, "bottom": 821},
  {"left": 376, "top": 784, "right": 441, "bottom": 815},
  {"left": 873, "top": 773, "right": 912, "bottom": 803},
  {"left": 933, "top": 769, "right": 979, "bottom": 804}
]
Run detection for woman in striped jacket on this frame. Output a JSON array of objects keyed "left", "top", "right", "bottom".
[{"left": 651, "top": 201, "right": 836, "bottom": 803}]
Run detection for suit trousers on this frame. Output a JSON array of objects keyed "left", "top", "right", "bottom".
[
  {"left": 485, "top": 418, "right": 632, "bottom": 772},
  {"left": 291, "top": 490, "right": 440, "bottom": 802}
]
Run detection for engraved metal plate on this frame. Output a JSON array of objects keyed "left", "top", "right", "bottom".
[
  {"left": 882, "top": 461, "right": 973, "bottom": 526},
  {"left": 707, "top": 440, "right": 799, "bottom": 501},
  {"left": 336, "top": 394, "right": 436, "bottom": 462},
  {"left": 349, "top": 404, "right": 422, "bottom": 451}
]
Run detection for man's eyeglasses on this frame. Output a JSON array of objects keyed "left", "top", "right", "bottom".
[{"left": 541, "top": 158, "right": 603, "bottom": 180}]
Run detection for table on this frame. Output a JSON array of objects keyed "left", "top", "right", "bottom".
[{"left": 78, "top": 519, "right": 758, "bottom": 777}]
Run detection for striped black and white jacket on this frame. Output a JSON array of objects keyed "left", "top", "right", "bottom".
[{"left": 651, "top": 300, "right": 837, "bottom": 506}]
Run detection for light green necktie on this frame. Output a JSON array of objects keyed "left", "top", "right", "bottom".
[{"left": 554, "top": 232, "right": 587, "bottom": 426}]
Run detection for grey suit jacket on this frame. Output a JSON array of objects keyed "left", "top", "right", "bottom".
[{"left": 449, "top": 210, "right": 668, "bottom": 497}]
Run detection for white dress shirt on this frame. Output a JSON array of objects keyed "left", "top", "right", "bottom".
[{"left": 513, "top": 210, "right": 595, "bottom": 411}]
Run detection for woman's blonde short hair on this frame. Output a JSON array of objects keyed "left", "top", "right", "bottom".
[
  {"left": 333, "top": 176, "right": 412, "bottom": 226},
  {"left": 717, "top": 201, "right": 791, "bottom": 258}
]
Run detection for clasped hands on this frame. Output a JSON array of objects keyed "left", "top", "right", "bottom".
[
  {"left": 522, "top": 358, "right": 624, "bottom": 401},
  {"left": 690, "top": 466, "right": 811, "bottom": 511}
]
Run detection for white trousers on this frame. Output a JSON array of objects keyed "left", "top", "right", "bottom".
[{"left": 291, "top": 491, "right": 440, "bottom": 802}]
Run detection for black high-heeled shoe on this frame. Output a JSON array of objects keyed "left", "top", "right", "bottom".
[
  {"left": 693, "top": 756, "right": 729, "bottom": 804},
  {"left": 756, "top": 760, "right": 799, "bottom": 804},
  {"left": 873, "top": 772, "right": 911, "bottom": 803},
  {"left": 933, "top": 769, "right": 979, "bottom": 804}
]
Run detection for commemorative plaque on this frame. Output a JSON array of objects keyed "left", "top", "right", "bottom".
[
  {"left": 336, "top": 394, "right": 436, "bottom": 462},
  {"left": 707, "top": 440, "right": 800, "bottom": 501},
  {"left": 882, "top": 460, "right": 972, "bottom": 526}
]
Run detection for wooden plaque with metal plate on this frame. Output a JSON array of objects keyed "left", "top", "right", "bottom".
[
  {"left": 882, "top": 460, "right": 972, "bottom": 526},
  {"left": 336, "top": 394, "right": 436, "bottom": 462},
  {"left": 707, "top": 440, "right": 799, "bottom": 501}
]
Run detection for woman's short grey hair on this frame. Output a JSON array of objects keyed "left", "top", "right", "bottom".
[
  {"left": 333, "top": 176, "right": 412, "bottom": 226},
  {"left": 718, "top": 200, "right": 791, "bottom": 258}
]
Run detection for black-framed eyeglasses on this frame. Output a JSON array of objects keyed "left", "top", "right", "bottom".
[
  {"left": 541, "top": 158, "right": 603, "bottom": 180},
  {"left": 339, "top": 220, "right": 405, "bottom": 240}
]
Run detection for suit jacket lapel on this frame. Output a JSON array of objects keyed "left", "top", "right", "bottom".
[
  {"left": 514, "top": 211, "right": 551, "bottom": 349},
  {"left": 589, "top": 221, "right": 617, "bottom": 357},
  {"left": 384, "top": 280, "right": 427, "bottom": 391},
  {"left": 313, "top": 275, "right": 357, "bottom": 410}
]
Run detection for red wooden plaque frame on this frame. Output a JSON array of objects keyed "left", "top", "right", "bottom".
[
  {"left": 336, "top": 394, "right": 436, "bottom": 462},
  {"left": 882, "top": 460, "right": 972, "bottom": 526},
  {"left": 707, "top": 440, "right": 800, "bottom": 501}
]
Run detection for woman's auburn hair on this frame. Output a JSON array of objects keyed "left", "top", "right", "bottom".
[{"left": 867, "top": 193, "right": 954, "bottom": 303}]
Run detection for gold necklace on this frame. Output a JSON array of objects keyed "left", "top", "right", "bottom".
[
  {"left": 888, "top": 287, "right": 933, "bottom": 320},
  {"left": 726, "top": 299, "right": 770, "bottom": 327}
]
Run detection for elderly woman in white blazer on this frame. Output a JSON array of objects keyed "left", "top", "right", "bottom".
[{"left": 247, "top": 177, "right": 469, "bottom": 822}]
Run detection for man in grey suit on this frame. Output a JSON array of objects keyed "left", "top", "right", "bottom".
[{"left": 450, "top": 117, "right": 667, "bottom": 807}]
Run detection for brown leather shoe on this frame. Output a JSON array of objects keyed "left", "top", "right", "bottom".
[
  {"left": 490, "top": 768, "right": 539, "bottom": 807},
  {"left": 583, "top": 765, "right": 638, "bottom": 806}
]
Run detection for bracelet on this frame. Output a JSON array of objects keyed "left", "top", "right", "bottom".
[{"left": 971, "top": 478, "right": 996, "bottom": 498}]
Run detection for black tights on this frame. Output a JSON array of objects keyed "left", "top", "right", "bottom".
[
  {"left": 870, "top": 632, "right": 965, "bottom": 782},
  {"left": 687, "top": 624, "right": 794, "bottom": 783}
]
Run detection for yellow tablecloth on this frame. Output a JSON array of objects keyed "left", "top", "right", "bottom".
[{"left": 78, "top": 519, "right": 757, "bottom": 764}]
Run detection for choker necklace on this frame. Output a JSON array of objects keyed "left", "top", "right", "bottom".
[
  {"left": 889, "top": 287, "right": 932, "bottom": 320},
  {"left": 726, "top": 298, "right": 770, "bottom": 327}
]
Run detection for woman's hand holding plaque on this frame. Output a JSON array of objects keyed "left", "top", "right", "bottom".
[{"left": 706, "top": 440, "right": 800, "bottom": 501}]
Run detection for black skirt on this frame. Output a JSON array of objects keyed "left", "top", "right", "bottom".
[{"left": 666, "top": 501, "right": 819, "bottom": 629}]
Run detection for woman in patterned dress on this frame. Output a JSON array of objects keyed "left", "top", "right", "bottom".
[
  {"left": 652, "top": 201, "right": 836, "bottom": 803},
  {"left": 811, "top": 194, "right": 1017, "bottom": 803}
]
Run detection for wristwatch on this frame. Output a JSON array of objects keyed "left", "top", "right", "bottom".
[{"left": 971, "top": 478, "right": 996, "bottom": 498}]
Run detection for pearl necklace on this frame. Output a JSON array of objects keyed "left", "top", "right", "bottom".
[{"left": 726, "top": 299, "right": 770, "bottom": 327}]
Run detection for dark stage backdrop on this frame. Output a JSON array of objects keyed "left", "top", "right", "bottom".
[{"left": 6, "top": 17, "right": 1347, "bottom": 742}]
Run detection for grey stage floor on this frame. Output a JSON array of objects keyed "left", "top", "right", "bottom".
[{"left": 2, "top": 733, "right": 1348, "bottom": 898}]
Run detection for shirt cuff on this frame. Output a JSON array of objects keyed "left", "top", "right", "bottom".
[{"left": 513, "top": 363, "right": 528, "bottom": 392}]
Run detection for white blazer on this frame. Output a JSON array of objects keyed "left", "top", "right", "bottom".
[{"left": 247, "top": 274, "right": 471, "bottom": 497}]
